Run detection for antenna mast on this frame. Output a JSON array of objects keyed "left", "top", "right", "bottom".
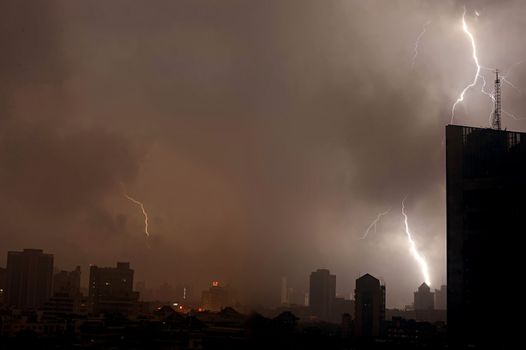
[{"left": 491, "top": 69, "right": 501, "bottom": 130}]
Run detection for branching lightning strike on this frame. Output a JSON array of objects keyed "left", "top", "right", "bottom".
[
  {"left": 401, "top": 197, "right": 431, "bottom": 286},
  {"left": 451, "top": 8, "right": 525, "bottom": 124},
  {"left": 411, "top": 20, "right": 431, "bottom": 70},
  {"left": 450, "top": 7, "right": 483, "bottom": 124},
  {"left": 361, "top": 209, "right": 391, "bottom": 240},
  {"left": 502, "top": 60, "right": 526, "bottom": 94}
]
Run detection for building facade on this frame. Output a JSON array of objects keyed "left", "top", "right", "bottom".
[
  {"left": 88, "top": 262, "right": 137, "bottom": 314},
  {"left": 0, "top": 267, "right": 6, "bottom": 305},
  {"left": 446, "top": 125, "right": 525, "bottom": 347},
  {"left": 309, "top": 269, "right": 336, "bottom": 321},
  {"left": 414, "top": 283, "right": 434, "bottom": 311},
  {"left": 53, "top": 266, "right": 81, "bottom": 297},
  {"left": 354, "top": 273, "right": 385, "bottom": 337},
  {"left": 201, "top": 281, "right": 228, "bottom": 312},
  {"left": 5, "top": 249, "right": 54, "bottom": 309}
]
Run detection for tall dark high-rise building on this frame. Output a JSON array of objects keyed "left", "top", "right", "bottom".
[
  {"left": 354, "top": 273, "right": 385, "bottom": 337},
  {"left": 447, "top": 125, "right": 525, "bottom": 348},
  {"left": 89, "top": 262, "right": 137, "bottom": 314},
  {"left": 0, "top": 267, "right": 6, "bottom": 304},
  {"left": 5, "top": 249, "right": 54, "bottom": 310},
  {"left": 309, "top": 269, "right": 336, "bottom": 321}
]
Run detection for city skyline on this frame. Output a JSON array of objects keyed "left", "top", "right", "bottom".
[
  {"left": 0, "top": 248, "right": 449, "bottom": 347},
  {"left": 1, "top": 248, "right": 447, "bottom": 317},
  {"left": 3, "top": 0, "right": 526, "bottom": 312},
  {"left": 0, "top": 247, "right": 439, "bottom": 311}
]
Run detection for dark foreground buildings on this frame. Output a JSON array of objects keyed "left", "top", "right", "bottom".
[{"left": 446, "top": 125, "right": 525, "bottom": 348}]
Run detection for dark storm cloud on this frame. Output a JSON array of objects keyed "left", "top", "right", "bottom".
[
  {"left": 2, "top": 0, "right": 526, "bottom": 307},
  {"left": 0, "top": 1, "right": 145, "bottom": 264}
]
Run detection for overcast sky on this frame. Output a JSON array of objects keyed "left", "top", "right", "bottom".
[{"left": 2, "top": 0, "right": 526, "bottom": 308}]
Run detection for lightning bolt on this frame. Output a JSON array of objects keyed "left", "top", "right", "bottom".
[
  {"left": 401, "top": 197, "right": 431, "bottom": 286},
  {"left": 361, "top": 209, "right": 390, "bottom": 240},
  {"left": 124, "top": 193, "right": 149, "bottom": 237},
  {"left": 450, "top": 7, "right": 483, "bottom": 124},
  {"left": 480, "top": 73, "right": 526, "bottom": 124},
  {"left": 411, "top": 20, "right": 431, "bottom": 70},
  {"left": 502, "top": 110, "right": 525, "bottom": 121},
  {"left": 498, "top": 63, "right": 525, "bottom": 120},
  {"left": 503, "top": 59, "right": 526, "bottom": 83},
  {"left": 501, "top": 76, "right": 523, "bottom": 95},
  {"left": 451, "top": 8, "right": 525, "bottom": 124},
  {"left": 120, "top": 184, "right": 151, "bottom": 243}
]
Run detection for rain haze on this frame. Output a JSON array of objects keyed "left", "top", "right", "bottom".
[{"left": 2, "top": 0, "right": 526, "bottom": 308}]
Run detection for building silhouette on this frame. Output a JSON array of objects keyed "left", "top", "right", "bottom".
[
  {"left": 135, "top": 280, "right": 154, "bottom": 301},
  {"left": 53, "top": 266, "right": 81, "bottom": 298},
  {"left": 201, "top": 281, "right": 228, "bottom": 311},
  {"left": 354, "top": 273, "right": 385, "bottom": 337},
  {"left": 414, "top": 283, "right": 434, "bottom": 311},
  {"left": 44, "top": 293, "right": 78, "bottom": 315},
  {"left": 0, "top": 267, "right": 6, "bottom": 304},
  {"left": 5, "top": 249, "right": 53, "bottom": 310},
  {"left": 447, "top": 125, "right": 525, "bottom": 347},
  {"left": 341, "top": 313, "right": 352, "bottom": 339},
  {"left": 289, "top": 288, "right": 308, "bottom": 306},
  {"left": 309, "top": 269, "right": 336, "bottom": 321},
  {"left": 46, "top": 266, "right": 82, "bottom": 314},
  {"left": 88, "top": 262, "right": 137, "bottom": 314},
  {"left": 434, "top": 285, "right": 446, "bottom": 310},
  {"left": 331, "top": 297, "right": 354, "bottom": 323}
]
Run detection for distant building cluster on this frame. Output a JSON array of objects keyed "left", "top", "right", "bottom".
[
  {"left": 0, "top": 248, "right": 446, "bottom": 348},
  {"left": 0, "top": 249, "right": 139, "bottom": 316}
]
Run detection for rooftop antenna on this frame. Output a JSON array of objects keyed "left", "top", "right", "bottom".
[{"left": 491, "top": 69, "right": 501, "bottom": 130}]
